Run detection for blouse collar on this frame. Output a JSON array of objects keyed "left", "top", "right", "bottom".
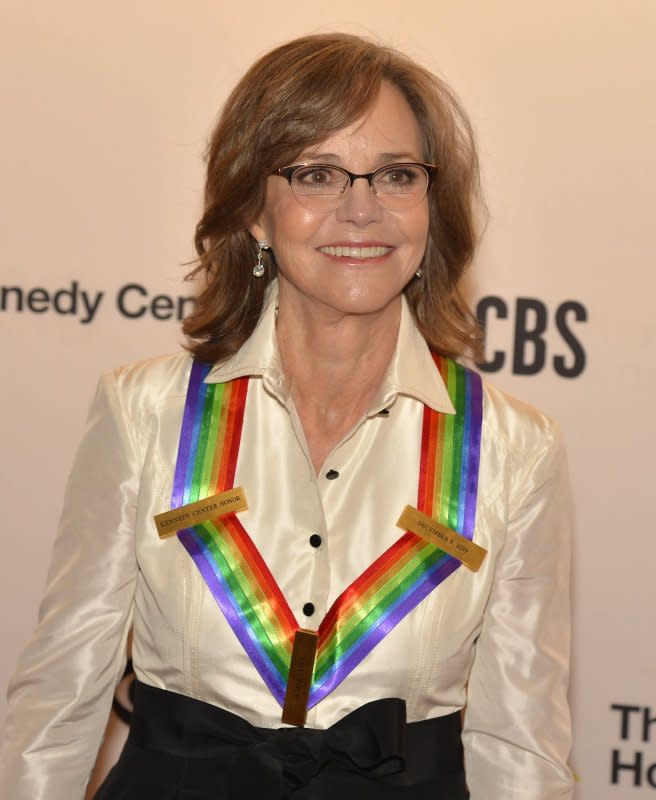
[{"left": 205, "top": 279, "right": 455, "bottom": 415}]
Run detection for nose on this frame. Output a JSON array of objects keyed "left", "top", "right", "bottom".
[{"left": 334, "top": 176, "right": 383, "bottom": 226}]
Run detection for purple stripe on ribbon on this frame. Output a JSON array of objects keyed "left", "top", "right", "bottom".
[
  {"left": 457, "top": 373, "right": 472, "bottom": 533},
  {"left": 172, "top": 361, "right": 208, "bottom": 508},
  {"left": 179, "top": 528, "right": 287, "bottom": 705},
  {"left": 183, "top": 382, "right": 210, "bottom": 506},
  {"left": 462, "top": 372, "right": 482, "bottom": 537}
]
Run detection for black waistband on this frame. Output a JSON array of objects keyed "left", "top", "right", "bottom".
[{"left": 94, "top": 680, "right": 468, "bottom": 800}]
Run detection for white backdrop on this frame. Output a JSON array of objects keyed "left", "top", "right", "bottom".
[{"left": 2, "top": 1, "right": 655, "bottom": 797}]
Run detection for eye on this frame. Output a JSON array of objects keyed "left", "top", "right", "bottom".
[
  {"left": 293, "top": 166, "right": 342, "bottom": 187},
  {"left": 378, "top": 166, "right": 421, "bottom": 186}
]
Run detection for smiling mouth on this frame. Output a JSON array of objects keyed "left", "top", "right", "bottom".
[{"left": 318, "top": 245, "right": 393, "bottom": 258}]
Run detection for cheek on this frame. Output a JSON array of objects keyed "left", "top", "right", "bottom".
[
  {"left": 260, "top": 192, "right": 319, "bottom": 245},
  {"left": 399, "top": 207, "right": 430, "bottom": 258},
  {"left": 415, "top": 205, "right": 431, "bottom": 245}
]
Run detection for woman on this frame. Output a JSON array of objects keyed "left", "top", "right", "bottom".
[{"left": 0, "top": 33, "right": 573, "bottom": 799}]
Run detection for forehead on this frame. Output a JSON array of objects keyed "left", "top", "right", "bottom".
[{"left": 299, "top": 81, "right": 424, "bottom": 164}]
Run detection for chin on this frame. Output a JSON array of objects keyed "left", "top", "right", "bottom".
[{"left": 317, "top": 282, "right": 407, "bottom": 317}]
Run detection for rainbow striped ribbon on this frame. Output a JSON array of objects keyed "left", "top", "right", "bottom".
[{"left": 173, "top": 356, "right": 482, "bottom": 709}]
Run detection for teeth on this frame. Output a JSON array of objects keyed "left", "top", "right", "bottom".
[{"left": 319, "top": 245, "right": 392, "bottom": 258}]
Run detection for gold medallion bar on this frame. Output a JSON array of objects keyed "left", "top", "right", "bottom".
[
  {"left": 396, "top": 505, "right": 487, "bottom": 572},
  {"left": 154, "top": 487, "right": 248, "bottom": 539},
  {"left": 281, "top": 628, "right": 319, "bottom": 727}
]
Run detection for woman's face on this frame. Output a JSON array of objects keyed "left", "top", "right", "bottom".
[{"left": 250, "top": 81, "right": 430, "bottom": 319}]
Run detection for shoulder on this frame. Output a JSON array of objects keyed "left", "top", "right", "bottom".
[
  {"left": 100, "top": 350, "right": 194, "bottom": 424},
  {"left": 481, "top": 379, "right": 561, "bottom": 450},
  {"left": 479, "top": 377, "right": 565, "bottom": 490}
]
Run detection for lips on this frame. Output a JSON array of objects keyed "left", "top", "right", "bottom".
[{"left": 318, "top": 245, "right": 393, "bottom": 258}]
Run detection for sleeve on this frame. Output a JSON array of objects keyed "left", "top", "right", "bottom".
[
  {"left": 0, "top": 372, "right": 140, "bottom": 799},
  {"left": 462, "top": 422, "right": 574, "bottom": 799}
]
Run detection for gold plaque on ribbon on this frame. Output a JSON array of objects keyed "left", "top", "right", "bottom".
[
  {"left": 154, "top": 487, "right": 248, "bottom": 539},
  {"left": 281, "top": 628, "right": 318, "bottom": 727},
  {"left": 396, "top": 505, "right": 487, "bottom": 572}
]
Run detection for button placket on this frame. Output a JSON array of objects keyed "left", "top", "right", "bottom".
[{"left": 296, "top": 472, "right": 330, "bottom": 628}]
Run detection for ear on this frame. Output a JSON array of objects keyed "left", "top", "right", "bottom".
[{"left": 249, "top": 220, "right": 267, "bottom": 244}]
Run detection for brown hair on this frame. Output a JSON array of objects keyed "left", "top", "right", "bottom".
[{"left": 184, "top": 33, "right": 483, "bottom": 362}]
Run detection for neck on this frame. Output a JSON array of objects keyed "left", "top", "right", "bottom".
[{"left": 275, "top": 283, "right": 401, "bottom": 471}]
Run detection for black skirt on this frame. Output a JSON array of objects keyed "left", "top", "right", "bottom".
[{"left": 93, "top": 681, "right": 469, "bottom": 799}]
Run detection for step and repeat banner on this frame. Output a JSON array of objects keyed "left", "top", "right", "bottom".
[{"left": 1, "top": 1, "right": 654, "bottom": 797}]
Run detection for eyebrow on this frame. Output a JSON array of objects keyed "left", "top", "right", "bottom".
[{"left": 297, "top": 151, "right": 421, "bottom": 165}]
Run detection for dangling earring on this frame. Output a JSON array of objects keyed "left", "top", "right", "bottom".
[
  {"left": 415, "top": 268, "right": 423, "bottom": 279},
  {"left": 253, "top": 240, "right": 268, "bottom": 278}
]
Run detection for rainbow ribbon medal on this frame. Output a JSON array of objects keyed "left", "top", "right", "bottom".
[{"left": 172, "top": 355, "right": 482, "bottom": 710}]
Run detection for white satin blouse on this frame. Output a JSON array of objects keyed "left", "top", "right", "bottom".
[{"left": 0, "top": 283, "right": 573, "bottom": 798}]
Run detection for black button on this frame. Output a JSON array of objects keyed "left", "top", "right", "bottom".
[
  {"left": 303, "top": 602, "right": 315, "bottom": 617},
  {"left": 325, "top": 469, "right": 339, "bottom": 480},
  {"left": 309, "top": 534, "right": 322, "bottom": 548}
]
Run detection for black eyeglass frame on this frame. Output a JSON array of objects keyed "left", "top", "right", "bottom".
[{"left": 272, "top": 162, "right": 438, "bottom": 195}]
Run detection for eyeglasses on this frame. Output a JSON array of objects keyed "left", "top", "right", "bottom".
[{"left": 272, "top": 162, "right": 437, "bottom": 211}]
